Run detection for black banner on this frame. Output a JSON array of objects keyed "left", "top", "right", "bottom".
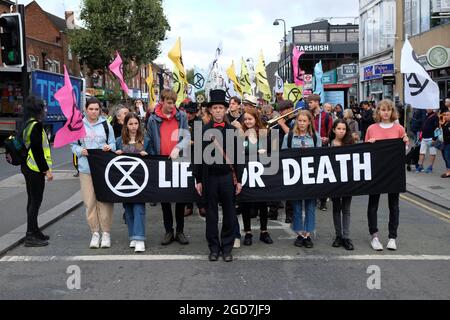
[{"left": 87, "top": 139, "right": 406, "bottom": 203}]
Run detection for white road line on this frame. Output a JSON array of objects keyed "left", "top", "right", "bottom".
[{"left": 1, "top": 254, "right": 450, "bottom": 262}]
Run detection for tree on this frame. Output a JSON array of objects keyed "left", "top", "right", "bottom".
[{"left": 69, "top": 0, "right": 170, "bottom": 80}]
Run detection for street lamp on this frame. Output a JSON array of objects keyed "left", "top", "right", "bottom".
[{"left": 273, "top": 18, "right": 287, "bottom": 82}]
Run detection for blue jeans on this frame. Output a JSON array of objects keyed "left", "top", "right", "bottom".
[
  {"left": 123, "top": 203, "right": 146, "bottom": 241},
  {"left": 443, "top": 144, "right": 450, "bottom": 170},
  {"left": 292, "top": 199, "right": 316, "bottom": 233}
]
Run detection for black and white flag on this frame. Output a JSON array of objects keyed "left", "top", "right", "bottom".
[{"left": 401, "top": 38, "right": 439, "bottom": 109}]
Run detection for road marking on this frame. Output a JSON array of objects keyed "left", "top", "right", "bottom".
[
  {"left": 1, "top": 254, "right": 450, "bottom": 262},
  {"left": 400, "top": 194, "right": 450, "bottom": 222}
]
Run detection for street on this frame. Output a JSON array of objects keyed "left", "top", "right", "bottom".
[{"left": 0, "top": 177, "right": 449, "bottom": 299}]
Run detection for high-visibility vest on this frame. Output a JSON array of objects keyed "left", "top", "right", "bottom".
[{"left": 23, "top": 119, "right": 53, "bottom": 172}]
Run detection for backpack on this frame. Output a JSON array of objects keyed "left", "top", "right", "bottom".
[
  {"left": 287, "top": 130, "right": 317, "bottom": 148},
  {"left": 4, "top": 120, "right": 38, "bottom": 166}
]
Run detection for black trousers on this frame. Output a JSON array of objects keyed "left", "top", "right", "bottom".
[
  {"left": 161, "top": 203, "right": 185, "bottom": 233},
  {"left": 241, "top": 202, "right": 268, "bottom": 232},
  {"left": 205, "top": 173, "right": 236, "bottom": 255},
  {"left": 367, "top": 193, "right": 400, "bottom": 239},
  {"left": 21, "top": 165, "right": 45, "bottom": 234}
]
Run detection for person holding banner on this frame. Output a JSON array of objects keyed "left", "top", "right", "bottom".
[
  {"left": 240, "top": 107, "right": 273, "bottom": 246},
  {"left": 365, "top": 99, "right": 409, "bottom": 251},
  {"left": 116, "top": 113, "right": 149, "bottom": 253},
  {"left": 146, "top": 89, "right": 191, "bottom": 246},
  {"left": 282, "top": 110, "right": 321, "bottom": 249},
  {"left": 194, "top": 89, "right": 244, "bottom": 262},
  {"left": 329, "top": 119, "right": 355, "bottom": 251},
  {"left": 71, "top": 97, "right": 116, "bottom": 249}
]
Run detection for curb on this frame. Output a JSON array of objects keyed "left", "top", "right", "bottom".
[
  {"left": 0, "top": 191, "right": 83, "bottom": 256},
  {"left": 406, "top": 183, "right": 450, "bottom": 211}
]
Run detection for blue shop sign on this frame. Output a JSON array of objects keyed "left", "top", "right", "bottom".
[{"left": 364, "top": 63, "right": 394, "bottom": 81}]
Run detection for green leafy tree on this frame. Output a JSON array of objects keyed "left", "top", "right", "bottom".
[{"left": 69, "top": 0, "right": 170, "bottom": 94}]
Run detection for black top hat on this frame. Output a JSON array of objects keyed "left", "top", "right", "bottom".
[
  {"left": 184, "top": 101, "right": 198, "bottom": 113},
  {"left": 207, "top": 89, "right": 229, "bottom": 108}
]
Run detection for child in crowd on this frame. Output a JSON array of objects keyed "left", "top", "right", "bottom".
[
  {"left": 329, "top": 119, "right": 355, "bottom": 250},
  {"left": 282, "top": 110, "right": 321, "bottom": 248},
  {"left": 365, "top": 99, "right": 409, "bottom": 251},
  {"left": 116, "top": 113, "right": 149, "bottom": 253}
]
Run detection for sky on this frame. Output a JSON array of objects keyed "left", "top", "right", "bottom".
[{"left": 19, "top": 0, "right": 359, "bottom": 71}]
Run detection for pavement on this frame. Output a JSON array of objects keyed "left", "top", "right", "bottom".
[{"left": 405, "top": 151, "right": 450, "bottom": 210}]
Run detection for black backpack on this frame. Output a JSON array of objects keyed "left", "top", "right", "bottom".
[{"left": 4, "top": 120, "right": 37, "bottom": 166}]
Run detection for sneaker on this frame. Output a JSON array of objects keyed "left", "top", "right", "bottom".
[
  {"left": 175, "top": 232, "right": 189, "bottom": 245},
  {"left": 149, "top": 202, "right": 157, "bottom": 206},
  {"left": 161, "top": 232, "right": 174, "bottom": 245},
  {"left": 424, "top": 166, "right": 433, "bottom": 174},
  {"left": 101, "top": 232, "right": 111, "bottom": 248},
  {"left": 24, "top": 235, "right": 48, "bottom": 247},
  {"left": 303, "top": 236, "right": 314, "bottom": 248},
  {"left": 134, "top": 241, "right": 145, "bottom": 253},
  {"left": 387, "top": 238, "right": 397, "bottom": 251},
  {"left": 34, "top": 230, "right": 50, "bottom": 241},
  {"left": 415, "top": 165, "right": 424, "bottom": 173},
  {"left": 332, "top": 236, "right": 343, "bottom": 248},
  {"left": 371, "top": 237, "right": 383, "bottom": 251},
  {"left": 89, "top": 232, "right": 100, "bottom": 249},
  {"left": 294, "top": 235, "right": 304, "bottom": 247},
  {"left": 233, "top": 238, "right": 241, "bottom": 248},
  {"left": 259, "top": 232, "right": 274, "bottom": 244},
  {"left": 243, "top": 233, "right": 253, "bottom": 246},
  {"left": 129, "top": 240, "right": 137, "bottom": 248},
  {"left": 343, "top": 238, "right": 354, "bottom": 251},
  {"left": 319, "top": 204, "right": 327, "bottom": 211}
]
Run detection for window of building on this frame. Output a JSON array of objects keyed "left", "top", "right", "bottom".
[
  {"left": 346, "top": 29, "right": 359, "bottom": 42},
  {"left": 294, "top": 30, "right": 310, "bottom": 43},
  {"left": 403, "top": 0, "right": 449, "bottom": 36},
  {"left": 310, "top": 29, "right": 327, "bottom": 42},
  {"left": 330, "top": 28, "right": 346, "bottom": 42},
  {"left": 28, "top": 55, "right": 39, "bottom": 69},
  {"left": 53, "top": 60, "right": 60, "bottom": 73},
  {"left": 68, "top": 46, "right": 73, "bottom": 61}
]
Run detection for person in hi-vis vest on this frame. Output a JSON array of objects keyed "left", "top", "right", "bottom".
[{"left": 21, "top": 96, "right": 54, "bottom": 247}]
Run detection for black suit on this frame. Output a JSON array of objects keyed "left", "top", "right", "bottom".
[{"left": 194, "top": 121, "right": 244, "bottom": 255}]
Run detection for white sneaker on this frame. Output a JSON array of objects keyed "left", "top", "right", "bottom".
[
  {"left": 89, "top": 232, "right": 100, "bottom": 249},
  {"left": 100, "top": 232, "right": 111, "bottom": 248},
  {"left": 387, "top": 238, "right": 397, "bottom": 251},
  {"left": 233, "top": 238, "right": 241, "bottom": 248},
  {"left": 371, "top": 237, "right": 383, "bottom": 251},
  {"left": 134, "top": 241, "right": 145, "bottom": 253},
  {"left": 129, "top": 240, "right": 137, "bottom": 248}
]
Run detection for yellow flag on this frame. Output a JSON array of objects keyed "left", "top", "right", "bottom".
[
  {"left": 226, "top": 61, "right": 244, "bottom": 97},
  {"left": 172, "top": 64, "right": 186, "bottom": 106},
  {"left": 255, "top": 50, "right": 272, "bottom": 101},
  {"left": 239, "top": 57, "right": 252, "bottom": 95},
  {"left": 168, "top": 37, "right": 188, "bottom": 85},
  {"left": 146, "top": 64, "right": 156, "bottom": 108},
  {"left": 283, "top": 83, "right": 303, "bottom": 106}
]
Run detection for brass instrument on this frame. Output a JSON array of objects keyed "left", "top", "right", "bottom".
[{"left": 265, "top": 107, "right": 302, "bottom": 129}]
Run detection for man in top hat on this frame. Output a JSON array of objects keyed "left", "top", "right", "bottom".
[
  {"left": 194, "top": 89, "right": 244, "bottom": 262},
  {"left": 182, "top": 101, "right": 207, "bottom": 217}
]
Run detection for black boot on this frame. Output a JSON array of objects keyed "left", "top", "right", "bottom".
[
  {"left": 34, "top": 230, "right": 50, "bottom": 241},
  {"left": 24, "top": 233, "right": 48, "bottom": 247}
]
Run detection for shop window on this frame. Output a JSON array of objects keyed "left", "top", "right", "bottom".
[
  {"left": 311, "top": 30, "right": 327, "bottom": 42},
  {"left": 330, "top": 29, "right": 346, "bottom": 42}
]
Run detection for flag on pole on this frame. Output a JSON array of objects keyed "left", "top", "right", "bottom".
[
  {"left": 205, "top": 43, "right": 226, "bottom": 100},
  {"left": 108, "top": 51, "right": 129, "bottom": 97},
  {"left": 168, "top": 37, "right": 188, "bottom": 85},
  {"left": 284, "top": 83, "right": 303, "bottom": 106},
  {"left": 193, "top": 66, "right": 207, "bottom": 92},
  {"left": 255, "top": 50, "right": 272, "bottom": 101},
  {"left": 274, "top": 71, "right": 284, "bottom": 94},
  {"left": 146, "top": 64, "right": 156, "bottom": 108},
  {"left": 313, "top": 60, "right": 325, "bottom": 103},
  {"left": 400, "top": 38, "right": 440, "bottom": 109},
  {"left": 239, "top": 57, "right": 252, "bottom": 95},
  {"left": 172, "top": 65, "right": 186, "bottom": 106},
  {"left": 53, "top": 65, "right": 86, "bottom": 148},
  {"left": 187, "top": 84, "right": 196, "bottom": 102},
  {"left": 226, "top": 60, "right": 244, "bottom": 97},
  {"left": 293, "top": 46, "right": 305, "bottom": 86}
]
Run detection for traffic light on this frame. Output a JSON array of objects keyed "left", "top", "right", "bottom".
[{"left": 0, "top": 13, "right": 24, "bottom": 67}]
